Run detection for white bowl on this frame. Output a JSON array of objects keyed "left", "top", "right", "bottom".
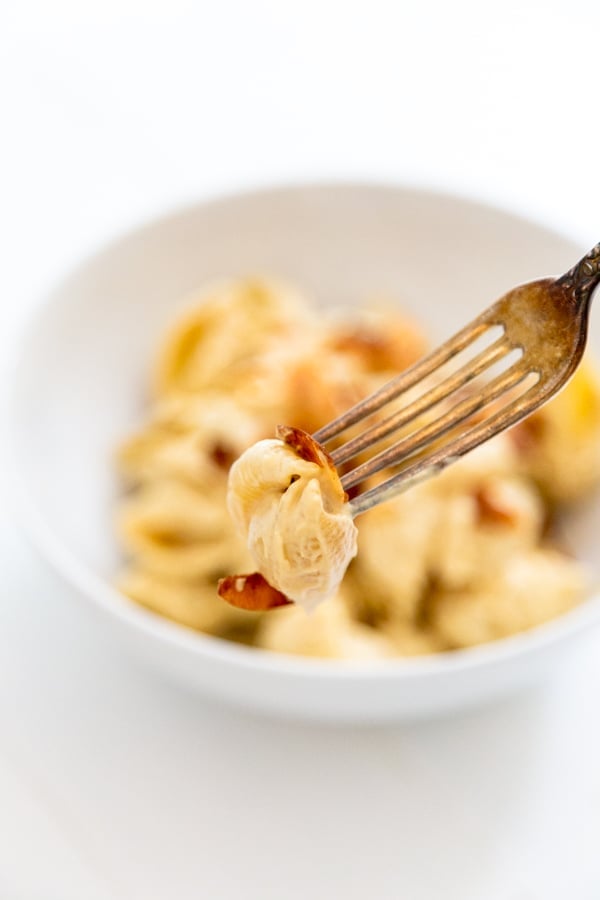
[{"left": 8, "top": 182, "right": 600, "bottom": 722}]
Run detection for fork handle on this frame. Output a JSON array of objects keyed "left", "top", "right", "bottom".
[{"left": 557, "top": 242, "right": 600, "bottom": 305}]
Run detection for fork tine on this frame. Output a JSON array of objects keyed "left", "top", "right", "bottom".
[
  {"left": 313, "top": 314, "right": 497, "bottom": 444},
  {"left": 331, "top": 334, "right": 511, "bottom": 466},
  {"left": 341, "top": 361, "right": 531, "bottom": 490},
  {"left": 348, "top": 376, "right": 540, "bottom": 516},
  {"left": 332, "top": 243, "right": 600, "bottom": 517}
]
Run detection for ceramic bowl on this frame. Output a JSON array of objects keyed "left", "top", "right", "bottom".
[{"left": 8, "top": 183, "right": 600, "bottom": 722}]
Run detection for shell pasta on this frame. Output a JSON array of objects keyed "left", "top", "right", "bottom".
[{"left": 115, "top": 277, "right": 600, "bottom": 658}]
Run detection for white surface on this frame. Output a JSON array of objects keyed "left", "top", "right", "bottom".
[
  {"left": 9, "top": 182, "right": 600, "bottom": 725},
  {"left": 1, "top": 1, "right": 600, "bottom": 897}
]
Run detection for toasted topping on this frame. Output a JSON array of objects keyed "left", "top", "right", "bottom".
[
  {"left": 209, "top": 442, "right": 237, "bottom": 471},
  {"left": 276, "top": 424, "right": 344, "bottom": 488},
  {"left": 218, "top": 572, "right": 293, "bottom": 610},
  {"left": 509, "top": 416, "right": 546, "bottom": 454},
  {"left": 328, "top": 312, "right": 427, "bottom": 373},
  {"left": 474, "top": 485, "right": 520, "bottom": 527}
]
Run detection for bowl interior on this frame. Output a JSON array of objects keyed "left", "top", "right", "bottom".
[{"left": 11, "top": 183, "right": 600, "bottom": 637}]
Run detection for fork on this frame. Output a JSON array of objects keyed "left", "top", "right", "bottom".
[{"left": 313, "top": 243, "right": 600, "bottom": 517}]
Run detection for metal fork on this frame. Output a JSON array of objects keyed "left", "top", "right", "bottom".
[{"left": 313, "top": 243, "right": 600, "bottom": 517}]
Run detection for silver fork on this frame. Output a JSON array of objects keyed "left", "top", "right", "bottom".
[{"left": 313, "top": 243, "right": 600, "bottom": 517}]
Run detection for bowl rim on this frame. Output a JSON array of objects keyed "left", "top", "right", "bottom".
[{"left": 7, "top": 178, "right": 600, "bottom": 682}]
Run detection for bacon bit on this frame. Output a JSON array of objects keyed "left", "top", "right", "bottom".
[
  {"left": 509, "top": 415, "right": 546, "bottom": 455},
  {"left": 209, "top": 441, "right": 236, "bottom": 470},
  {"left": 331, "top": 330, "right": 396, "bottom": 372},
  {"left": 330, "top": 321, "right": 427, "bottom": 373},
  {"left": 276, "top": 424, "right": 332, "bottom": 467},
  {"left": 332, "top": 330, "right": 388, "bottom": 362},
  {"left": 217, "top": 572, "right": 293, "bottom": 611},
  {"left": 474, "top": 486, "right": 519, "bottom": 527},
  {"left": 276, "top": 424, "right": 349, "bottom": 501}
]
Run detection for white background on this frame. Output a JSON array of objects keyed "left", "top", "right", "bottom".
[{"left": 1, "top": 1, "right": 600, "bottom": 898}]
